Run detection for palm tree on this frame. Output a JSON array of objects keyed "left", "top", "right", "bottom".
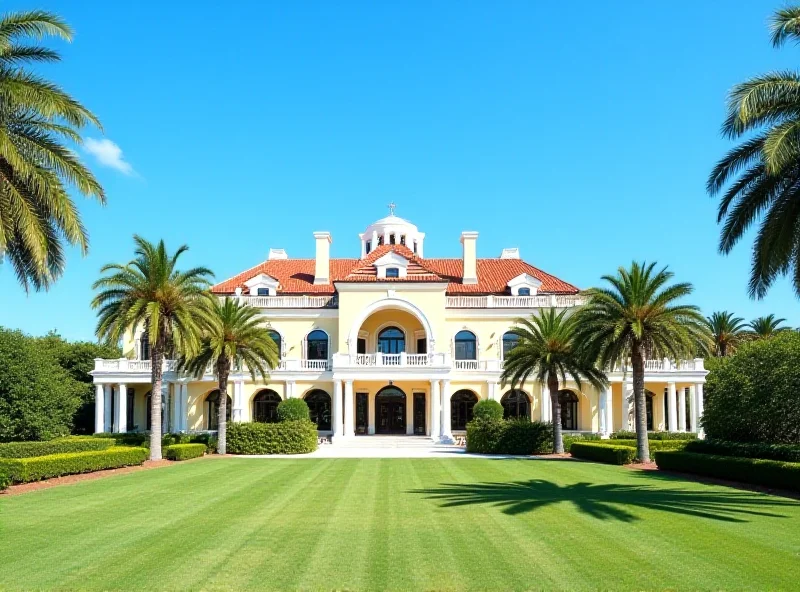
[
  {"left": 92, "top": 236, "right": 213, "bottom": 460},
  {"left": 705, "top": 311, "right": 748, "bottom": 356},
  {"left": 0, "top": 11, "right": 104, "bottom": 291},
  {"left": 500, "top": 308, "right": 606, "bottom": 454},
  {"left": 707, "top": 6, "right": 800, "bottom": 299},
  {"left": 575, "top": 262, "right": 707, "bottom": 462},
  {"left": 178, "top": 297, "right": 279, "bottom": 454},
  {"left": 747, "top": 314, "right": 788, "bottom": 338}
]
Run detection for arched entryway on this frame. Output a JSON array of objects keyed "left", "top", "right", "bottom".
[
  {"left": 558, "top": 390, "right": 579, "bottom": 430},
  {"left": 205, "top": 389, "right": 232, "bottom": 430},
  {"left": 501, "top": 389, "right": 531, "bottom": 419},
  {"left": 375, "top": 386, "right": 406, "bottom": 434},
  {"left": 304, "top": 389, "right": 332, "bottom": 431},
  {"left": 451, "top": 389, "right": 479, "bottom": 430}
]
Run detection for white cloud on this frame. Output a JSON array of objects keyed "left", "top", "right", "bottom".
[{"left": 83, "top": 138, "right": 134, "bottom": 175}]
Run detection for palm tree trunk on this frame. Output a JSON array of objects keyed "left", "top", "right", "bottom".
[
  {"left": 217, "top": 359, "right": 230, "bottom": 455},
  {"left": 631, "top": 340, "right": 650, "bottom": 463},
  {"left": 149, "top": 338, "right": 164, "bottom": 461},
  {"left": 720, "top": 342, "right": 727, "bottom": 357},
  {"left": 548, "top": 373, "right": 563, "bottom": 454}
]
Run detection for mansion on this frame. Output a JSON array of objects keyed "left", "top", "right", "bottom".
[{"left": 91, "top": 211, "right": 708, "bottom": 442}]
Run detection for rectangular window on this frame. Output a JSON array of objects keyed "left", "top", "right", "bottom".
[
  {"left": 518, "top": 288, "right": 531, "bottom": 296},
  {"left": 365, "top": 241, "right": 371, "bottom": 254},
  {"left": 416, "top": 338, "right": 427, "bottom": 354},
  {"left": 413, "top": 242, "right": 418, "bottom": 254},
  {"left": 386, "top": 267, "right": 399, "bottom": 278},
  {"left": 256, "top": 287, "right": 269, "bottom": 296},
  {"left": 357, "top": 338, "right": 366, "bottom": 354},
  {"left": 455, "top": 341, "right": 476, "bottom": 361}
]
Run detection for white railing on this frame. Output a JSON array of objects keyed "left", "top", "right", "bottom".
[
  {"left": 332, "top": 352, "right": 450, "bottom": 368},
  {"left": 446, "top": 294, "right": 585, "bottom": 308},
  {"left": 93, "top": 358, "right": 175, "bottom": 373},
  {"left": 406, "top": 354, "right": 429, "bottom": 366},
  {"left": 454, "top": 359, "right": 502, "bottom": 371},
  {"left": 300, "top": 359, "right": 330, "bottom": 370},
  {"left": 455, "top": 360, "right": 479, "bottom": 370},
  {"left": 611, "top": 358, "right": 706, "bottom": 373},
  {"left": 236, "top": 295, "right": 338, "bottom": 309}
]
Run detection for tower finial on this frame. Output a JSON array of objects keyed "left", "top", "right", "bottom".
[{"left": 387, "top": 201, "right": 396, "bottom": 216}]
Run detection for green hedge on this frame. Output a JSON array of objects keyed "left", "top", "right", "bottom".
[
  {"left": 93, "top": 432, "right": 217, "bottom": 452},
  {"left": 466, "top": 420, "right": 551, "bottom": 455},
  {"left": 654, "top": 451, "right": 800, "bottom": 491},
  {"left": 473, "top": 399, "right": 504, "bottom": 422},
  {"left": 164, "top": 443, "right": 206, "bottom": 461},
  {"left": 277, "top": 398, "right": 310, "bottom": 422},
  {"left": 610, "top": 431, "right": 697, "bottom": 441},
  {"left": 0, "top": 446, "right": 148, "bottom": 483},
  {"left": 562, "top": 433, "right": 601, "bottom": 452},
  {"left": 570, "top": 442, "right": 636, "bottom": 465},
  {"left": 226, "top": 421, "right": 317, "bottom": 455},
  {"left": 684, "top": 439, "right": 800, "bottom": 463},
  {"left": 0, "top": 437, "right": 112, "bottom": 458},
  {"left": 605, "top": 439, "right": 689, "bottom": 451},
  {"left": 0, "top": 469, "right": 9, "bottom": 491}
]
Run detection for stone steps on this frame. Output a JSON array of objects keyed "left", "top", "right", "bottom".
[{"left": 332, "top": 436, "right": 459, "bottom": 449}]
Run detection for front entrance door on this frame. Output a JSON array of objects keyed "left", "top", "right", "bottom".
[
  {"left": 356, "top": 393, "right": 368, "bottom": 434},
  {"left": 413, "top": 393, "right": 426, "bottom": 435},
  {"left": 375, "top": 386, "right": 406, "bottom": 434}
]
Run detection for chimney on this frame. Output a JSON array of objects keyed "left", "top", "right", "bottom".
[
  {"left": 313, "top": 232, "right": 332, "bottom": 285},
  {"left": 268, "top": 248, "right": 288, "bottom": 260},
  {"left": 460, "top": 231, "right": 479, "bottom": 285}
]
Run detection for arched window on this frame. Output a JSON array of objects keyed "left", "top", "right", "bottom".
[
  {"left": 378, "top": 326, "right": 405, "bottom": 354},
  {"left": 305, "top": 389, "right": 332, "bottom": 430},
  {"left": 454, "top": 330, "right": 477, "bottom": 360},
  {"left": 645, "top": 390, "right": 655, "bottom": 431},
  {"left": 268, "top": 331, "right": 282, "bottom": 358},
  {"left": 451, "top": 390, "right": 479, "bottom": 430},
  {"left": 253, "top": 390, "right": 281, "bottom": 423},
  {"left": 558, "top": 390, "right": 579, "bottom": 431},
  {"left": 205, "top": 389, "right": 232, "bottom": 430},
  {"left": 502, "top": 331, "right": 519, "bottom": 358},
  {"left": 306, "top": 330, "right": 328, "bottom": 360},
  {"left": 501, "top": 390, "right": 530, "bottom": 419}
]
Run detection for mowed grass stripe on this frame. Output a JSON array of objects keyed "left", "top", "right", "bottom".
[{"left": 1, "top": 457, "right": 800, "bottom": 591}]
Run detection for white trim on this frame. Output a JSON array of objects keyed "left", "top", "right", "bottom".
[
  {"left": 335, "top": 282, "right": 448, "bottom": 292},
  {"left": 265, "top": 325, "right": 286, "bottom": 359},
  {"left": 346, "top": 297, "right": 435, "bottom": 356}
]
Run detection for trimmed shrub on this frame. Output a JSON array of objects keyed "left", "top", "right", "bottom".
[
  {"left": 704, "top": 332, "right": 800, "bottom": 444},
  {"left": 472, "top": 399, "right": 504, "bottom": 422},
  {"left": 684, "top": 439, "right": 800, "bottom": 463},
  {"left": 605, "top": 439, "right": 690, "bottom": 451},
  {"left": 610, "top": 430, "right": 697, "bottom": 441},
  {"left": 92, "top": 432, "right": 148, "bottom": 447},
  {"left": 165, "top": 443, "right": 206, "bottom": 461},
  {"left": 0, "top": 446, "right": 148, "bottom": 483},
  {"left": 0, "top": 469, "right": 9, "bottom": 491},
  {"left": 93, "top": 432, "right": 217, "bottom": 452},
  {"left": 562, "top": 433, "right": 601, "bottom": 452},
  {"left": 277, "top": 398, "right": 310, "bottom": 422},
  {"left": 0, "top": 437, "right": 112, "bottom": 458},
  {"left": 654, "top": 451, "right": 800, "bottom": 491},
  {"left": 227, "top": 421, "right": 317, "bottom": 455},
  {"left": 466, "top": 419, "right": 551, "bottom": 455},
  {"left": 570, "top": 442, "right": 636, "bottom": 465}
]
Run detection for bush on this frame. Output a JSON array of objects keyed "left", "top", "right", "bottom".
[
  {"left": 472, "top": 399, "right": 504, "bottom": 422},
  {"left": 654, "top": 451, "right": 800, "bottom": 491},
  {"left": 0, "top": 469, "right": 9, "bottom": 491},
  {"left": 570, "top": 442, "right": 636, "bottom": 465},
  {"left": 0, "top": 437, "right": 112, "bottom": 458},
  {"left": 277, "top": 398, "right": 310, "bottom": 422},
  {"left": 605, "top": 439, "right": 690, "bottom": 451},
  {"left": 684, "top": 439, "right": 800, "bottom": 463},
  {"left": 93, "top": 432, "right": 217, "bottom": 452},
  {"left": 610, "top": 430, "right": 697, "bottom": 441},
  {"left": 92, "top": 432, "right": 148, "bottom": 447},
  {"left": 704, "top": 332, "right": 800, "bottom": 444},
  {"left": 466, "top": 419, "right": 551, "bottom": 455},
  {"left": 165, "top": 443, "right": 206, "bottom": 461},
  {"left": 562, "top": 433, "right": 601, "bottom": 452},
  {"left": 0, "top": 446, "right": 148, "bottom": 483},
  {"left": 227, "top": 421, "right": 317, "bottom": 455}
]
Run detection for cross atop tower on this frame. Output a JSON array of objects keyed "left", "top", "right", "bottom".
[{"left": 387, "top": 201, "right": 396, "bottom": 216}]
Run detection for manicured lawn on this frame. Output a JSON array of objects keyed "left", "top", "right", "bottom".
[{"left": 2, "top": 458, "right": 800, "bottom": 591}]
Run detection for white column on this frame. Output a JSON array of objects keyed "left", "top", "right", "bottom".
[
  {"left": 678, "top": 386, "right": 687, "bottom": 433},
  {"left": 170, "top": 382, "right": 180, "bottom": 429},
  {"left": 162, "top": 383, "right": 170, "bottom": 433},
  {"left": 667, "top": 382, "right": 677, "bottom": 432},
  {"left": 406, "top": 387, "right": 414, "bottom": 435},
  {"left": 116, "top": 383, "right": 127, "bottom": 433},
  {"left": 605, "top": 385, "right": 614, "bottom": 436},
  {"left": 430, "top": 379, "right": 441, "bottom": 440},
  {"left": 695, "top": 383, "right": 705, "bottom": 438},
  {"left": 440, "top": 380, "right": 453, "bottom": 443},
  {"left": 487, "top": 381, "right": 497, "bottom": 402},
  {"left": 103, "top": 385, "right": 112, "bottom": 432},
  {"left": 368, "top": 392, "right": 376, "bottom": 435},
  {"left": 343, "top": 380, "right": 355, "bottom": 437},
  {"left": 540, "top": 384, "right": 550, "bottom": 422},
  {"left": 94, "top": 384, "right": 105, "bottom": 434},
  {"left": 383, "top": 229, "right": 390, "bottom": 245},
  {"left": 180, "top": 383, "right": 189, "bottom": 431},
  {"left": 332, "top": 379, "right": 343, "bottom": 440},
  {"left": 623, "top": 385, "right": 633, "bottom": 429},
  {"left": 232, "top": 380, "right": 244, "bottom": 422},
  {"left": 598, "top": 386, "right": 607, "bottom": 436},
  {"left": 285, "top": 380, "right": 295, "bottom": 399},
  {"left": 688, "top": 385, "right": 697, "bottom": 434}
]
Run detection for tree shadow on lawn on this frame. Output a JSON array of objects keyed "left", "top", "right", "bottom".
[{"left": 409, "top": 478, "right": 800, "bottom": 523}]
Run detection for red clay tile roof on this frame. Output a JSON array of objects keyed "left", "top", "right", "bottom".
[{"left": 211, "top": 245, "right": 579, "bottom": 295}]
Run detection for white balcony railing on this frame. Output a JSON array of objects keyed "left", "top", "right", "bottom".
[
  {"left": 332, "top": 352, "right": 450, "bottom": 368},
  {"left": 446, "top": 294, "right": 585, "bottom": 308},
  {"left": 236, "top": 295, "right": 337, "bottom": 309},
  {"left": 93, "top": 358, "right": 177, "bottom": 373},
  {"left": 611, "top": 358, "right": 706, "bottom": 372}
]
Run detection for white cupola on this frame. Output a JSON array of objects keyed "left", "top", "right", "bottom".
[{"left": 359, "top": 203, "right": 426, "bottom": 258}]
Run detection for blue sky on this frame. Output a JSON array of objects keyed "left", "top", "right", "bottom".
[{"left": 1, "top": 0, "right": 798, "bottom": 341}]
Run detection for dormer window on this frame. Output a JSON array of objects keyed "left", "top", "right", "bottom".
[
  {"left": 507, "top": 273, "right": 542, "bottom": 296},
  {"left": 256, "top": 288, "right": 270, "bottom": 296},
  {"left": 365, "top": 240, "right": 371, "bottom": 254},
  {"left": 244, "top": 273, "right": 280, "bottom": 297},
  {"left": 373, "top": 251, "right": 409, "bottom": 279},
  {"left": 386, "top": 267, "right": 400, "bottom": 278},
  {"left": 518, "top": 288, "right": 531, "bottom": 296}
]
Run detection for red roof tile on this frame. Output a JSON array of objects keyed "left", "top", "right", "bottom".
[{"left": 211, "top": 245, "right": 579, "bottom": 295}]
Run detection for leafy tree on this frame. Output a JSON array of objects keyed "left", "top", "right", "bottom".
[
  {"left": 0, "top": 11, "right": 104, "bottom": 291},
  {"left": 500, "top": 308, "right": 606, "bottom": 454},
  {"left": 705, "top": 311, "right": 748, "bottom": 356},
  {"left": 707, "top": 6, "right": 800, "bottom": 299},
  {"left": 747, "top": 314, "right": 789, "bottom": 338},
  {"left": 179, "top": 297, "right": 279, "bottom": 454},
  {"left": 0, "top": 328, "right": 84, "bottom": 441},
  {"left": 704, "top": 332, "right": 800, "bottom": 444},
  {"left": 575, "top": 262, "right": 707, "bottom": 462},
  {"left": 92, "top": 236, "right": 212, "bottom": 460},
  {"left": 36, "top": 333, "right": 120, "bottom": 433}
]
